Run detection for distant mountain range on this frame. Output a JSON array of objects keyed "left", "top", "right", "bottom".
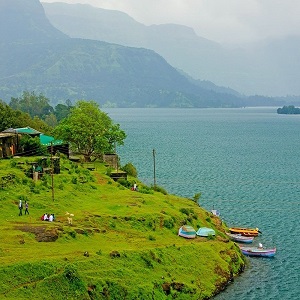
[
  {"left": 42, "top": 2, "right": 300, "bottom": 97},
  {"left": 0, "top": 0, "right": 298, "bottom": 108}
]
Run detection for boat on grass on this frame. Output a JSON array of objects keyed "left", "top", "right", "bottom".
[
  {"left": 178, "top": 225, "right": 196, "bottom": 239},
  {"left": 239, "top": 245, "right": 276, "bottom": 257},
  {"left": 196, "top": 227, "right": 215, "bottom": 237},
  {"left": 229, "top": 227, "right": 261, "bottom": 237},
  {"left": 226, "top": 232, "right": 254, "bottom": 243}
]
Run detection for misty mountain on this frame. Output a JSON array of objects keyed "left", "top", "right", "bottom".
[
  {"left": 42, "top": 2, "right": 300, "bottom": 96},
  {"left": 0, "top": 0, "right": 250, "bottom": 108},
  {"left": 0, "top": 0, "right": 66, "bottom": 43}
]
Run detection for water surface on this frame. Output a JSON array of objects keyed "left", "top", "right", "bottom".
[{"left": 105, "top": 107, "right": 300, "bottom": 300}]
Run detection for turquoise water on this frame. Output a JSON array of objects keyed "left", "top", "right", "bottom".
[{"left": 105, "top": 107, "right": 300, "bottom": 300}]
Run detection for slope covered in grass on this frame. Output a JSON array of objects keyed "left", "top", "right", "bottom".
[{"left": 0, "top": 156, "right": 245, "bottom": 299}]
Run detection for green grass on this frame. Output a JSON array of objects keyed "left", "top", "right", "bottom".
[{"left": 0, "top": 157, "right": 245, "bottom": 299}]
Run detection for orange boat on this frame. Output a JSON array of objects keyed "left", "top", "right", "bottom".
[{"left": 229, "top": 227, "right": 261, "bottom": 237}]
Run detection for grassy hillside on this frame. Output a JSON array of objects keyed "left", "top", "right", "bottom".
[{"left": 0, "top": 156, "right": 245, "bottom": 299}]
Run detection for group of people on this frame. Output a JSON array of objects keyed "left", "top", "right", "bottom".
[
  {"left": 131, "top": 183, "right": 138, "bottom": 191},
  {"left": 41, "top": 213, "right": 55, "bottom": 222},
  {"left": 18, "top": 200, "right": 29, "bottom": 216},
  {"left": 17, "top": 200, "right": 59, "bottom": 223}
]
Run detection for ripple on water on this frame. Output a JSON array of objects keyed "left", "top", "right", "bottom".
[{"left": 106, "top": 108, "right": 300, "bottom": 300}]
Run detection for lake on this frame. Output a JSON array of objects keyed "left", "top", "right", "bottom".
[{"left": 105, "top": 107, "right": 300, "bottom": 300}]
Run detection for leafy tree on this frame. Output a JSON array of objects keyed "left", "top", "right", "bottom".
[
  {"left": 54, "top": 100, "right": 126, "bottom": 161},
  {"left": 0, "top": 100, "right": 17, "bottom": 131},
  {"left": 9, "top": 91, "right": 54, "bottom": 119},
  {"left": 54, "top": 103, "right": 72, "bottom": 122},
  {"left": 0, "top": 100, "right": 51, "bottom": 133},
  {"left": 121, "top": 162, "right": 138, "bottom": 177},
  {"left": 19, "top": 136, "right": 48, "bottom": 156},
  {"left": 44, "top": 113, "right": 58, "bottom": 127}
]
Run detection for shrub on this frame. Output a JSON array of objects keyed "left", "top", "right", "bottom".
[
  {"left": 117, "top": 178, "right": 131, "bottom": 189},
  {"left": 148, "top": 235, "right": 156, "bottom": 241},
  {"left": 121, "top": 162, "right": 137, "bottom": 177},
  {"left": 192, "top": 192, "right": 201, "bottom": 203},
  {"left": 138, "top": 186, "right": 154, "bottom": 194},
  {"left": 152, "top": 185, "right": 168, "bottom": 195},
  {"left": 71, "top": 176, "right": 77, "bottom": 184},
  {"left": 179, "top": 208, "right": 190, "bottom": 215},
  {"left": 9, "top": 160, "right": 17, "bottom": 168},
  {"left": 163, "top": 217, "right": 175, "bottom": 229}
]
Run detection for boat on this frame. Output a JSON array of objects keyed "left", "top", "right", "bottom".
[
  {"left": 226, "top": 232, "right": 254, "bottom": 243},
  {"left": 178, "top": 225, "right": 196, "bottom": 239},
  {"left": 211, "top": 209, "right": 220, "bottom": 217},
  {"left": 196, "top": 227, "right": 215, "bottom": 237},
  {"left": 229, "top": 227, "right": 261, "bottom": 237},
  {"left": 239, "top": 245, "right": 276, "bottom": 257}
]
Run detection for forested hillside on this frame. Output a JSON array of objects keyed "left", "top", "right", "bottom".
[{"left": 0, "top": 0, "right": 247, "bottom": 108}]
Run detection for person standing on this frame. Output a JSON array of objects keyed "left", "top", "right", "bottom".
[
  {"left": 18, "top": 200, "right": 23, "bottom": 216},
  {"left": 24, "top": 201, "right": 29, "bottom": 215}
]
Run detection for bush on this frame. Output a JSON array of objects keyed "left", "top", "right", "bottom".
[
  {"left": 152, "top": 185, "right": 168, "bottom": 195},
  {"left": 138, "top": 186, "right": 154, "bottom": 194},
  {"left": 179, "top": 208, "right": 191, "bottom": 215},
  {"left": 117, "top": 178, "right": 131, "bottom": 189},
  {"left": 121, "top": 162, "right": 138, "bottom": 177}
]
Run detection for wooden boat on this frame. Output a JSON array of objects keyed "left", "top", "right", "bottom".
[
  {"left": 229, "top": 227, "right": 261, "bottom": 237},
  {"left": 196, "top": 227, "right": 215, "bottom": 237},
  {"left": 239, "top": 245, "right": 276, "bottom": 257},
  {"left": 178, "top": 225, "right": 196, "bottom": 239},
  {"left": 226, "top": 232, "right": 254, "bottom": 243}
]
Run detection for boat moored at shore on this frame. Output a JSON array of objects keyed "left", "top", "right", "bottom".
[
  {"left": 239, "top": 245, "right": 276, "bottom": 257},
  {"left": 229, "top": 227, "right": 261, "bottom": 236},
  {"left": 226, "top": 232, "right": 254, "bottom": 243}
]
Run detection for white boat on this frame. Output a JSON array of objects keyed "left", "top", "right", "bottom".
[{"left": 226, "top": 232, "right": 254, "bottom": 243}]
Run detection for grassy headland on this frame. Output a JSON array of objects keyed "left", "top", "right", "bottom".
[{"left": 0, "top": 156, "right": 245, "bottom": 299}]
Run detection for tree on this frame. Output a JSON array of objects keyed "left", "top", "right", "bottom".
[
  {"left": 9, "top": 91, "right": 54, "bottom": 119},
  {"left": 0, "top": 100, "right": 51, "bottom": 133},
  {"left": 54, "top": 100, "right": 126, "bottom": 161},
  {"left": 54, "top": 103, "right": 72, "bottom": 122}
]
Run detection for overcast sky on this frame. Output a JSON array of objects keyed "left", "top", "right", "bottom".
[{"left": 42, "top": 0, "right": 300, "bottom": 45}]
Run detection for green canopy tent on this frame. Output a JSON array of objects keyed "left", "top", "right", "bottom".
[{"left": 40, "top": 134, "right": 69, "bottom": 157}]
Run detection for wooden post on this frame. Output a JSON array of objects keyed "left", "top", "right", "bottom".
[
  {"left": 51, "top": 142, "right": 54, "bottom": 201},
  {"left": 153, "top": 149, "right": 156, "bottom": 189}
]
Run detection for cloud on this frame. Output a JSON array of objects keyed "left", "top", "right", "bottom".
[{"left": 41, "top": 0, "right": 300, "bottom": 44}]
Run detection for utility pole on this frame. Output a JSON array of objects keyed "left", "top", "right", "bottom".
[
  {"left": 153, "top": 149, "right": 156, "bottom": 189},
  {"left": 51, "top": 142, "right": 54, "bottom": 201}
]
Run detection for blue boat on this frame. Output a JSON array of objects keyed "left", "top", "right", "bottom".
[
  {"left": 239, "top": 245, "right": 276, "bottom": 257},
  {"left": 196, "top": 227, "right": 215, "bottom": 237}
]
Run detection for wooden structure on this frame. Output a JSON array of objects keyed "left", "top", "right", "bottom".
[
  {"left": 0, "top": 132, "right": 19, "bottom": 158},
  {"left": 110, "top": 170, "right": 127, "bottom": 181},
  {"left": 103, "top": 153, "right": 118, "bottom": 169}
]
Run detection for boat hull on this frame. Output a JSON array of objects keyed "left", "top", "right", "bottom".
[
  {"left": 226, "top": 233, "right": 254, "bottom": 243},
  {"left": 178, "top": 225, "right": 196, "bottom": 239},
  {"left": 239, "top": 246, "right": 276, "bottom": 257},
  {"left": 229, "top": 227, "right": 260, "bottom": 237},
  {"left": 196, "top": 227, "right": 216, "bottom": 237}
]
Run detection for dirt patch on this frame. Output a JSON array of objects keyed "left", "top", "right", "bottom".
[
  {"left": 95, "top": 174, "right": 108, "bottom": 185},
  {"left": 16, "top": 225, "right": 62, "bottom": 242}
]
